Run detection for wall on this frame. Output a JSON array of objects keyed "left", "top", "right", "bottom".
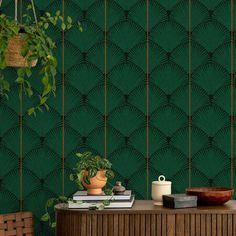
[{"left": 0, "top": 0, "right": 235, "bottom": 235}]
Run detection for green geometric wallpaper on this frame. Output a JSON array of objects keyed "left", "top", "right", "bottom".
[{"left": 0, "top": 0, "right": 235, "bottom": 235}]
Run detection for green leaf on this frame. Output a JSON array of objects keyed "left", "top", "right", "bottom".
[
  {"left": 78, "top": 21, "right": 83, "bottom": 32},
  {"left": 25, "top": 68, "right": 32, "bottom": 78},
  {"left": 89, "top": 205, "right": 99, "bottom": 210},
  {"left": 102, "top": 200, "right": 110, "bottom": 206},
  {"left": 61, "top": 23, "right": 66, "bottom": 31},
  {"left": 49, "top": 66, "right": 57, "bottom": 77},
  {"left": 104, "top": 188, "right": 113, "bottom": 196},
  {"left": 26, "top": 87, "right": 33, "bottom": 97},
  {"left": 51, "top": 222, "right": 56, "bottom": 228},
  {"left": 13, "top": 26, "right": 20, "bottom": 34},
  {"left": 83, "top": 176, "right": 90, "bottom": 185},
  {"left": 40, "top": 96, "right": 48, "bottom": 105},
  {"left": 27, "top": 4, "right": 32, "bottom": 10},
  {"left": 0, "top": 60, "right": 6, "bottom": 70},
  {"left": 41, "top": 213, "right": 50, "bottom": 222},
  {"left": 56, "top": 10, "right": 61, "bottom": 16},
  {"left": 37, "top": 106, "right": 43, "bottom": 113},
  {"left": 21, "top": 47, "right": 29, "bottom": 57},
  {"left": 76, "top": 153, "right": 83, "bottom": 158},
  {"left": 28, "top": 107, "right": 35, "bottom": 116},
  {"left": 41, "top": 76, "right": 49, "bottom": 87},
  {"left": 15, "top": 77, "right": 24, "bottom": 84},
  {"left": 44, "top": 23, "right": 49, "bottom": 29},
  {"left": 46, "top": 198, "right": 55, "bottom": 208},
  {"left": 58, "top": 196, "right": 67, "bottom": 202},
  {"left": 42, "top": 84, "right": 51, "bottom": 97},
  {"left": 0, "top": 78, "right": 10, "bottom": 92},
  {"left": 69, "top": 174, "right": 74, "bottom": 181},
  {"left": 17, "top": 68, "right": 25, "bottom": 77},
  {"left": 106, "top": 170, "right": 114, "bottom": 179},
  {"left": 44, "top": 103, "right": 49, "bottom": 111},
  {"left": 88, "top": 168, "right": 97, "bottom": 178},
  {"left": 67, "top": 16, "right": 72, "bottom": 24}
]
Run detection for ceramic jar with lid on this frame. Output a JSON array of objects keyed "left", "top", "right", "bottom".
[{"left": 152, "top": 175, "right": 172, "bottom": 205}]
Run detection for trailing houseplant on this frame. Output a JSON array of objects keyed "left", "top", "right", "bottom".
[
  {"left": 70, "top": 152, "right": 115, "bottom": 195},
  {"left": 41, "top": 152, "right": 115, "bottom": 229},
  {"left": 41, "top": 193, "right": 114, "bottom": 229},
  {"left": 0, "top": 1, "right": 82, "bottom": 115},
  {"left": 41, "top": 195, "right": 68, "bottom": 229}
]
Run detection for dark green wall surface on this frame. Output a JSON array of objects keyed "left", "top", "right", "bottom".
[{"left": 0, "top": 0, "right": 235, "bottom": 235}]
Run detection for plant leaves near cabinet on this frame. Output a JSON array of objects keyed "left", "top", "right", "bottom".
[
  {"left": 42, "top": 151, "right": 115, "bottom": 229},
  {"left": 0, "top": 4, "right": 82, "bottom": 116}
]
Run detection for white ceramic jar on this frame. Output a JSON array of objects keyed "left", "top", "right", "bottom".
[{"left": 152, "top": 175, "right": 172, "bottom": 205}]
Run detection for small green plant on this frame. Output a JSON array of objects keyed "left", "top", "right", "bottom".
[
  {"left": 42, "top": 152, "right": 115, "bottom": 229},
  {"left": 70, "top": 152, "right": 115, "bottom": 190},
  {"left": 41, "top": 196, "right": 68, "bottom": 229},
  {"left": 0, "top": 4, "right": 82, "bottom": 115},
  {"left": 41, "top": 194, "right": 114, "bottom": 229}
]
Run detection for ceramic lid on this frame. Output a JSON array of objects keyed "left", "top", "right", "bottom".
[{"left": 152, "top": 175, "right": 172, "bottom": 185}]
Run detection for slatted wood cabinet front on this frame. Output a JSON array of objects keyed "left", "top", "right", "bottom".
[{"left": 55, "top": 200, "right": 236, "bottom": 236}]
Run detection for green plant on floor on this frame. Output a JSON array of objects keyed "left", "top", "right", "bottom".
[
  {"left": 0, "top": 0, "right": 82, "bottom": 116},
  {"left": 69, "top": 152, "right": 114, "bottom": 190}
]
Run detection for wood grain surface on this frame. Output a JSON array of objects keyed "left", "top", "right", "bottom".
[{"left": 56, "top": 200, "right": 236, "bottom": 236}]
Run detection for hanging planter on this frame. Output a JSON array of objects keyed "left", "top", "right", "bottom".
[
  {"left": 5, "top": 34, "right": 38, "bottom": 67},
  {"left": 0, "top": 0, "right": 82, "bottom": 115}
]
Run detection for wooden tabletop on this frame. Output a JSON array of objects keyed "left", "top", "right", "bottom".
[{"left": 55, "top": 200, "right": 236, "bottom": 215}]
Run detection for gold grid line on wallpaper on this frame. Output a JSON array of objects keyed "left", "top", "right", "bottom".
[
  {"left": 19, "top": 0, "right": 23, "bottom": 211},
  {"left": 188, "top": 0, "right": 192, "bottom": 188},
  {"left": 61, "top": 0, "right": 65, "bottom": 197},
  {"left": 230, "top": 0, "right": 234, "bottom": 188},
  {"left": 104, "top": 0, "right": 107, "bottom": 159},
  {"left": 146, "top": 0, "right": 150, "bottom": 199}
]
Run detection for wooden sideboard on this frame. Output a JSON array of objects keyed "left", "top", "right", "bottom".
[{"left": 55, "top": 200, "right": 236, "bottom": 236}]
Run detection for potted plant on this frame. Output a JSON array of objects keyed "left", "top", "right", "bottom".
[
  {"left": 41, "top": 152, "right": 114, "bottom": 229},
  {"left": 70, "top": 152, "right": 114, "bottom": 195},
  {"left": 0, "top": 0, "right": 82, "bottom": 115}
]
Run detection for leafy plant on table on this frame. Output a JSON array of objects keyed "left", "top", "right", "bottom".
[
  {"left": 0, "top": 5, "right": 82, "bottom": 115},
  {"left": 69, "top": 152, "right": 115, "bottom": 190},
  {"left": 42, "top": 152, "right": 115, "bottom": 229}
]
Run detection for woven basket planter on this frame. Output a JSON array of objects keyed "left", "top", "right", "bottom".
[{"left": 5, "top": 34, "right": 38, "bottom": 68}]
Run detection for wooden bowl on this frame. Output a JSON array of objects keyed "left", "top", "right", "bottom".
[{"left": 186, "top": 187, "right": 234, "bottom": 205}]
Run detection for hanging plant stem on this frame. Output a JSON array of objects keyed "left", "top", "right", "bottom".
[{"left": 0, "top": 2, "right": 82, "bottom": 115}]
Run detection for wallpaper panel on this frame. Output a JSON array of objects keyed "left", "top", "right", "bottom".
[{"left": 0, "top": 0, "right": 235, "bottom": 235}]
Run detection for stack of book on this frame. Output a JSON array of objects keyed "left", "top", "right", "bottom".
[{"left": 68, "top": 190, "right": 135, "bottom": 209}]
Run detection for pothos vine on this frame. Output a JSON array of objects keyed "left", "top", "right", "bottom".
[{"left": 0, "top": 4, "right": 82, "bottom": 115}]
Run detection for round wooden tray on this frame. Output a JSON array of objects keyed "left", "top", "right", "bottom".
[{"left": 186, "top": 187, "right": 234, "bottom": 205}]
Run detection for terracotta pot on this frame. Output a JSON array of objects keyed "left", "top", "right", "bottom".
[
  {"left": 5, "top": 34, "right": 38, "bottom": 68},
  {"left": 82, "top": 170, "right": 107, "bottom": 195}
]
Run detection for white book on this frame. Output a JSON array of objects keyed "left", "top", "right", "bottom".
[
  {"left": 73, "top": 190, "right": 132, "bottom": 201},
  {"left": 68, "top": 195, "right": 135, "bottom": 209}
]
